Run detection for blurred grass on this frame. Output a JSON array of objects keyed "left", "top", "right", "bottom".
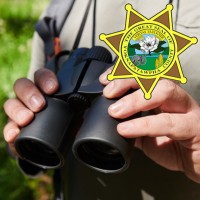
[{"left": 0, "top": 0, "right": 54, "bottom": 199}]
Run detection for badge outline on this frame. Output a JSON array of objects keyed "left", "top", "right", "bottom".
[{"left": 100, "top": 4, "right": 197, "bottom": 99}]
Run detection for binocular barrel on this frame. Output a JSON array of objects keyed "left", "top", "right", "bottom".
[
  {"left": 15, "top": 97, "right": 74, "bottom": 168},
  {"left": 73, "top": 96, "right": 132, "bottom": 173}
]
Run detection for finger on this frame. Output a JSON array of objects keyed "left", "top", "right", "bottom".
[
  {"left": 108, "top": 79, "right": 192, "bottom": 119},
  {"left": 34, "top": 68, "right": 59, "bottom": 94},
  {"left": 14, "top": 78, "right": 45, "bottom": 112},
  {"left": 103, "top": 79, "right": 139, "bottom": 99},
  {"left": 117, "top": 113, "right": 195, "bottom": 141},
  {"left": 8, "top": 143, "right": 20, "bottom": 157},
  {"left": 99, "top": 66, "right": 113, "bottom": 85},
  {"left": 4, "top": 98, "right": 34, "bottom": 127},
  {"left": 3, "top": 120, "right": 20, "bottom": 143}
]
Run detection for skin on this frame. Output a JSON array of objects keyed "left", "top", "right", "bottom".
[{"left": 3, "top": 68, "right": 200, "bottom": 183}]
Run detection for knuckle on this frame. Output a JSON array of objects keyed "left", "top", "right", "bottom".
[
  {"left": 162, "top": 113, "right": 175, "bottom": 136},
  {"left": 142, "top": 117, "right": 151, "bottom": 131},
  {"left": 161, "top": 80, "right": 177, "bottom": 99},
  {"left": 186, "top": 114, "right": 196, "bottom": 137},
  {"left": 131, "top": 92, "right": 140, "bottom": 108}
]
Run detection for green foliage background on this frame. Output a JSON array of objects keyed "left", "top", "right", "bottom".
[{"left": 0, "top": 0, "right": 53, "bottom": 199}]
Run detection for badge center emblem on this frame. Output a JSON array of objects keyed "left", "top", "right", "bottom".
[{"left": 121, "top": 22, "right": 176, "bottom": 77}]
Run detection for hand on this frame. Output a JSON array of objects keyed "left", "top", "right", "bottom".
[
  {"left": 99, "top": 69, "right": 200, "bottom": 183},
  {"left": 3, "top": 68, "right": 59, "bottom": 155}
]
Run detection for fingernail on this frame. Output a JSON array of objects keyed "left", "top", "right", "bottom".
[
  {"left": 5, "top": 129, "right": 19, "bottom": 142},
  {"left": 30, "top": 95, "right": 44, "bottom": 109},
  {"left": 109, "top": 100, "right": 123, "bottom": 113},
  {"left": 45, "top": 79, "right": 55, "bottom": 92}
]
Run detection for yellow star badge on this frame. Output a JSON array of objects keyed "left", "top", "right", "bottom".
[{"left": 100, "top": 4, "right": 197, "bottom": 99}]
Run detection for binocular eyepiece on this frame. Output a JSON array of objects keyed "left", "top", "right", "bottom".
[{"left": 14, "top": 46, "right": 138, "bottom": 173}]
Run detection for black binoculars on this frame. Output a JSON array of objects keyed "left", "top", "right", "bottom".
[{"left": 14, "top": 46, "right": 138, "bottom": 173}]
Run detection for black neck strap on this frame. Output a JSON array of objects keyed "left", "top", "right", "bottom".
[{"left": 72, "top": 0, "right": 94, "bottom": 50}]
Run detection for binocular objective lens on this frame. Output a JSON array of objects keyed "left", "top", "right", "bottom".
[
  {"left": 16, "top": 139, "right": 61, "bottom": 168},
  {"left": 28, "top": 140, "right": 55, "bottom": 154},
  {"left": 93, "top": 143, "right": 120, "bottom": 155},
  {"left": 76, "top": 141, "right": 125, "bottom": 172}
]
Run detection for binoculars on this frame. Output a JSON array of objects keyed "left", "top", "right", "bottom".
[{"left": 14, "top": 46, "right": 138, "bottom": 173}]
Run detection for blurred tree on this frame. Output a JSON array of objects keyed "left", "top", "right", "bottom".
[{"left": 0, "top": 1, "right": 53, "bottom": 199}]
